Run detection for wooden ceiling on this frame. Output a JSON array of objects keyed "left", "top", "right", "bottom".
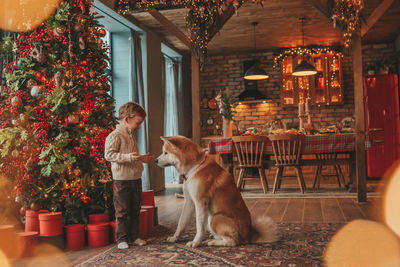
[{"left": 103, "top": 0, "right": 400, "bottom": 55}]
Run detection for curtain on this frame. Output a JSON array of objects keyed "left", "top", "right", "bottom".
[
  {"left": 130, "top": 30, "right": 150, "bottom": 190},
  {"left": 163, "top": 55, "right": 180, "bottom": 183}
]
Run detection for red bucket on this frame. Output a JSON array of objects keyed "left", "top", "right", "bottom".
[
  {"left": 141, "top": 190, "right": 155, "bottom": 206},
  {"left": 109, "top": 221, "right": 116, "bottom": 243},
  {"left": 141, "top": 205, "right": 154, "bottom": 232},
  {"left": 88, "top": 213, "right": 109, "bottom": 224},
  {"left": 25, "top": 210, "right": 48, "bottom": 232},
  {"left": 16, "top": 231, "right": 38, "bottom": 258},
  {"left": 87, "top": 223, "right": 109, "bottom": 248},
  {"left": 39, "top": 212, "right": 63, "bottom": 236},
  {"left": 65, "top": 224, "right": 85, "bottom": 250}
]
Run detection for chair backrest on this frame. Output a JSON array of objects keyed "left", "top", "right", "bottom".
[
  {"left": 268, "top": 133, "right": 305, "bottom": 166},
  {"left": 232, "top": 135, "right": 269, "bottom": 167}
]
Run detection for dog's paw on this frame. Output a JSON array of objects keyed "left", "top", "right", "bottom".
[
  {"left": 166, "top": 236, "right": 178, "bottom": 243},
  {"left": 186, "top": 240, "right": 201, "bottom": 248}
]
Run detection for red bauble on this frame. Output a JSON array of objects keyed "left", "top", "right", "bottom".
[
  {"left": 81, "top": 60, "right": 87, "bottom": 65},
  {"left": 61, "top": 61, "right": 69, "bottom": 67},
  {"left": 35, "top": 71, "right": 43, "bottom": 81}
]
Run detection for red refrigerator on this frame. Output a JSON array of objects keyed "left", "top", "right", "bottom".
[{"left": 364, "top": 74, "right": 400, "bottom": 178}]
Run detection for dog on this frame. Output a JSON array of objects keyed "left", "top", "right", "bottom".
[{"left": 155, "top": 135, "right": 277, "bottom": 247}]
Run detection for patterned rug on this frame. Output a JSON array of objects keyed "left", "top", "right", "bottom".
[{"left": 75, "top": 222, "right": 343, "bottom": 267}]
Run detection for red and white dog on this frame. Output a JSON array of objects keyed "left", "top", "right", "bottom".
[{"left": 155, "top": 136, "right": 277, "bottom": 247}]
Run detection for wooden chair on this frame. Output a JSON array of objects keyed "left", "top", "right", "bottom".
[
  {"left": 269, "top": 133, "right": 306, "bottom": 193},
  {"left": 313, "top": 153, "right": 346, "bottom": 189},
  {"left": 232, "top": 136, "right": 269, "bottom": 194}
]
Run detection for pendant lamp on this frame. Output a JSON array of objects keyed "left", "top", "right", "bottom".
[
  {"left": 244, "top": 22, "right": 269, "bottom": 80},
  {"left": 292, "top": 18, "right": 317, "bottom": 77}
]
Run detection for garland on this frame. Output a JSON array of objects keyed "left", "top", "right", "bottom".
[
  {"left": 332, "top": 0, "right": 364, "bottom": 48},
  {"left": 273, "top": 46, "right": 343, "bottom": 69}
]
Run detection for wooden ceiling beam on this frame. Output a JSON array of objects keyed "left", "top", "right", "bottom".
[
  {"left": 147, "top": 8, "right": 192, "bottom": 49},
  {"left": 208, "top": 4, "right": 236, "bottom": 41},
  {"left": 361, "top": 0, "right": 395, "bottom": 37}
]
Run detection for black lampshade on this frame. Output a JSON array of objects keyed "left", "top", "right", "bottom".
[
  {"left": 292, "top": 60, "right": 317, "bottom": 76},
  {"left": 244, "top": 63, "right": 269, "bottom": 80}
]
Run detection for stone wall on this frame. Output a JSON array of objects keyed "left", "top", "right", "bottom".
[{"left": 199, "top": 43, "right": 397, "bottom": 137}]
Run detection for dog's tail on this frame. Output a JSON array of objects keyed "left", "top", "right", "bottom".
[{"left": 250, "top": 216, "right": 278, "bottom": 243}]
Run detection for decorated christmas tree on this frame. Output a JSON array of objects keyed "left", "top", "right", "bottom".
[{"left": 0, "top": 0, "right": 115, "bottom": 224}]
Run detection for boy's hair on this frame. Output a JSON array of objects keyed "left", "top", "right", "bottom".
[{"left": 118, "top": 102, "right": 146, "bottom": 120}]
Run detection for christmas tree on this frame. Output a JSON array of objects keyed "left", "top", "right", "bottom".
[{"left": 0, "top": 0, "right": 115, "bottom": 225}]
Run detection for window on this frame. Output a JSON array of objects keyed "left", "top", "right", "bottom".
[{"left": 281, "top": 52, "right": 343, "bottom": 105}]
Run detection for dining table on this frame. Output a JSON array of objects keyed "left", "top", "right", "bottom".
[{"left": 206, "top": 133, "right": 368, "bottom": 189}]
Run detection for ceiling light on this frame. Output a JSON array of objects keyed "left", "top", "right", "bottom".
[
  {"left": 244, "top": 22, "right": 269, "bottom": 80},
  {"left": 292, "top": 18, "right": 317, "bottom": 77}
]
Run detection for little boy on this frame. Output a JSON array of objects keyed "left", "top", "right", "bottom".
[{"left": 104, "top": 101, "right": 154, "bottom": 249}]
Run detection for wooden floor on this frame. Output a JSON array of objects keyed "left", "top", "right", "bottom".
[
  {"left": 156, "top": 184, "right": 382, "bottom": 224},
  {"left": 10, "top": 183, "right": 382, "bottom": 267}
]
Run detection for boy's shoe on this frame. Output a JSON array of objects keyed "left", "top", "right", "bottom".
[
  {"left": 117, "top": 241, "right": 129, "bottom": 249},
  {"left": 133, "top": 238, "right": 146, "bottom": 246}
]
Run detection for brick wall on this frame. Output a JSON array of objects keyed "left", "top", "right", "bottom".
[{"left": 199, "top": 43, "right": 397, "bottom": 137}]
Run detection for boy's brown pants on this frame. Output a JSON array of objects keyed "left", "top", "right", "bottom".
[{"left": 113, "top": 179, "right": 142, "bottom": 244}]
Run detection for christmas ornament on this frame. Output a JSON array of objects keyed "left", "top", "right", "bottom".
[
  {"left": 11, "top": 96, "right": 22, "bottom": 107},
  {"left": 79, "top": 37, "right": 85, "bottom": 50},
  {"left": 54, "top": 71, "right": 64, "bottom": 87},
  {"left": 54, "top": 25, "right": 67, "bottom": 36},
  {"left": 11, "top": 149, "right": 20, "bottom": 157},
  {"left": 17, "top": 59, "right": 26, "bottom": 70},
  {"left": 89, "top": 70, "right": 95, "bottom": 78},
  {"left": 30, "top": 202, "right": 41, "bottom": 211},
  {"left": 19, "top": 113, "right": 28, "bottom": 122},
  {"left": 68, "top": 113, "right": 79, "bottom": 124},
  {"left": 19, "top": 206, "right": 26, "bottom": 216},
  {"left": 98, "top": 28, "right": 106, "bottom": 37},
  {"left": 62, "top": 61, "right": 69, "bottom": 67},
  {"left": 26, "top": 79, "right": 37, "bottom": 89},
  {"left": 30, "top": 86, "right": 41, "bottom": 97}
]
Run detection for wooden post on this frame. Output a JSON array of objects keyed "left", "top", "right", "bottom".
[
  {"left": 352, "top": 33, "right": 367, "bottom": 203},
  {"left": 191, "top": 52, "right": 201, "bottom": 145}
]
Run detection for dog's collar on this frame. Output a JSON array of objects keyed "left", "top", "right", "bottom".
[{"left": 182, "top": 154, "right": 207, "bottom": 179}]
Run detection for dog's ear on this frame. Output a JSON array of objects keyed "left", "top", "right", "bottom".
[{"left": 160, "top": 136, "right": 179, "bottom": 149}]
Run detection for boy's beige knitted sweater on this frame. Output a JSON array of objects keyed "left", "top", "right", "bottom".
[{"left": 104, "top": 124, "right": 143, "bottom": 180}]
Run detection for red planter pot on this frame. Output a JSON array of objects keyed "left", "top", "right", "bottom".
[
  {"left": 139, "top": 209, "right": 148, "bottom": 239},
  {"left": 88, "top": 213, "right": 109, "bottom": 224},
  {"left": 87, "top": 222, "right": 109, "bottom": 248},
  {"left": 141, "top": 190, "right": 155, "bottom": 206},
  {"left": 16, "top": 231, "right": 38, "bottom": 258},
  {"left": 25, "top": 209, "right": 48, "bottom": 232},
  {"left": 65, "top": 224, "right": 85, "bottom": 250},
  {"left": 39, "top": 212, "right": 63, "bottom": 236},
  {"left": 141, "top": 205, "right": 154, "bottom": 232}
]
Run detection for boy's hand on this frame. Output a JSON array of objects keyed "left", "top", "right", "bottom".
[
  {"left": 141, "top": 153, "right": 155, "bottom": 163},
  {"left": 130, "top": 153, "right": 155, "bottom": 163},
  {"left": 130, "top": 152, "right": 141, "bottom": 161}
]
